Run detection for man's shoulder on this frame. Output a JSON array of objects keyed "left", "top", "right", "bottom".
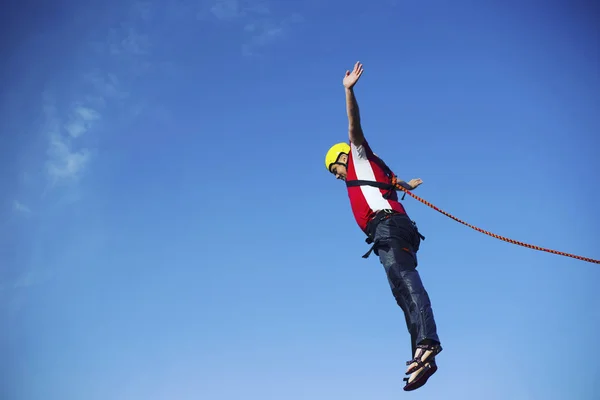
[
  {"left": 350, "top": 138, "right": 370, "bottom": 149},
  {"left": 350, "top": 139, "right": 377, "bottom": 159}
]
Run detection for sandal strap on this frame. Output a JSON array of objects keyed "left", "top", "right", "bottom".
[
  {"left": 416, "top": 343, "right": 443, "bottom": 360},
  {"left": 417, "top": 342, "right": 442, "bottom": 352},
  {"left": 405, "top": 343, "right": 442, "bottom": 375},
  {"left": 406, "top": 358, "right": 425, "bottom": 368}
]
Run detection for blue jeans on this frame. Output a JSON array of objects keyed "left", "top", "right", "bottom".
[{"left": 372, "top": 213, "right": 440, "bottom": 354}]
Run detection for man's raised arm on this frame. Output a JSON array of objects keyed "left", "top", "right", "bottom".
[{"left": 343, "top": 62, "right": 365, "bottom": 147}]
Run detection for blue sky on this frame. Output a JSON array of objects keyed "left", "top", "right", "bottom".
[{"left": 1, "top": 1, "right": 599, "bottom": 399}]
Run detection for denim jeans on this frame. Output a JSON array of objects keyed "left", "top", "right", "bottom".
[{"left": 372, "top": 213, "right": 440, "bottom": 355}]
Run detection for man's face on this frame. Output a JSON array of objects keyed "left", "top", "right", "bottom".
[{"left": 330, "top": 154, "right": 348, "bottom": 181}]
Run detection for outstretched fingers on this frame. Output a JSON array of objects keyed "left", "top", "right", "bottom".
[{"left": 354, "top": 61, "right": 364, "bottom": 75}]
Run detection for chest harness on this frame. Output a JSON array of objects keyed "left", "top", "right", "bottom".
[{"left": 344, "top": 157, "right": 425, "bottom": 259}]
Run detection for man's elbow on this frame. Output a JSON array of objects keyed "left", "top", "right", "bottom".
[{"left": 349, "top": 124, "right": 364, "bottom": 146}]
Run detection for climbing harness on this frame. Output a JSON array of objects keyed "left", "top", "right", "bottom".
[
  {"left": 359, "top": 209, "right": 424, "bottom": 259},
  {"left": 346, "top": 162, "right": 600, "bottom": 265}
]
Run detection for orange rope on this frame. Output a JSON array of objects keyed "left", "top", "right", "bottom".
[{"left": 391, "top": 178, "right": 600, "bottom": 265}]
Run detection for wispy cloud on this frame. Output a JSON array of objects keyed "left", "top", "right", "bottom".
[
  {"left": 83, "top": 71, "right": 129, "bottom": 103},
  {"left": 42, "top": 94, "right": 95, "bottom": 184},
  {"left": 210, "top": 0, "right": 247, "bottom": 20},
  {"left": 12, "top": 270, "right": 43, "bottom": 289},
  {"left": 202, "top": 0, "right": 302, "bottom": 56},
  {"left": 46, "top": 133, "right": 92, "bottom": 183},
  {"left": 64, "top": 105, "right": 101, "bottom": 138},
  {"left": 42, "top": 3, "right": 153, "bottom": 187},
  {"left": 242, "top": 15, "right": 301, "bottom": 56},
  {"left": 108, "top": 25, "right": 152, "bottom": 56},
  {"left": 13, "top": 200, "right": 31, "bottom": 214},
  {"left": 3, "top": 1, "right": 159, "bottom": 299},
  {"left": 131, "top": 0, "right": 155, "bottom": 23}
]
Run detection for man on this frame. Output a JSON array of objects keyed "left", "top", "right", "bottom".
[{"left": 324, "top": 62, "right": 442, "bottom": 392}]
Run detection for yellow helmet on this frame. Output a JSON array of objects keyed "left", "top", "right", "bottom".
[{"left": 325, "top": 142, "right": 350, "bottom": 172}]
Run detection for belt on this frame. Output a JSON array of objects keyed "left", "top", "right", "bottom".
[{"left": 366, "top": 209, "right": 403, "bottom": 233}]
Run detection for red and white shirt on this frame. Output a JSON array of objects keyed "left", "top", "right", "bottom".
[{"left": 346, "top": 140, "right": 408, "bottom": 232}]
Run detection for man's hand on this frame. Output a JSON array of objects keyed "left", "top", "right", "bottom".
[
  {"left": 407, "top": 178, "right": 423, "bottom": 190},
  {"left": 343, "top": 61, "right": 364, "bottom": 89}
]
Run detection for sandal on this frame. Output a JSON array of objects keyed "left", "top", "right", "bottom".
[
  {"left": 405, "top": 342, "right": 443, "bottom": 375},
  {"left": 403, "top": 359, "right": 438, "bottom": 392}
]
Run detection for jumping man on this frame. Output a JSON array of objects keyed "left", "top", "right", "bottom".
[{"left": 324, "top": 62, "right": 443, "bottom": 391}]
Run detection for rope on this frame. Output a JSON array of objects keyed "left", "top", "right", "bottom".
[{"left": 390, "top": 178, "right": 600, "bottom": 265}]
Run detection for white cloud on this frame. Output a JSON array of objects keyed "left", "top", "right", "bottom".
[
  {"left": 131, "top": 0, "right": 154, "bottom": 22},
  {"left": 206, "top": 0, "right": 271, "bottom": 20},
  {"left": 109, "top": 26, "right": 151, "bottom": 56},
  {"left": 13, "top": 200, "right": 31, "bottom": 214},
  {"left": 210, "top": 0, "right": 245, "bottom": 20},
  {"left": 3, "top": 1, "right": 160, "bottom": 303},
  {"left": 64, "top": 105, "right": 101, "bottom": 138},
  {"left": 203, "top": 0, "right": 302, "bottom": 55},
  {"left": 46, "top": 133, "right": 91, "bottom": 182},
  {"left": 84, "top": 71, "right": 129, "bottom": 101},
  {"left": 41, "top": 93, "right": 94, "bottom": 184},
  {"left": 9, "top": 268, "right": 55, "bottom": 293},
  {"left": 41, "top": 5, "right": 149, "bottom": 188},
  {"left": 74, "top": 105, "right": 101, "bottom": 122},
  {"left": 13, "top": 271, "right": 37, "bottom": 289},
  {"left": 242, "top": 20, "right": 283, "bottom": 55}
]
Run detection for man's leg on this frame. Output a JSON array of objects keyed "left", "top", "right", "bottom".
[
  {"left": 374, "top": 215, "right": 441, "bottom": 390},
  {"left": 391, "top": 270, "right": 439, "bottom": 350},
  {"left": 376, "top": 237, "right": 440, "bottom": 349},
  {"left": 375, "top": 216, "right": 440, "bottom": 348}
]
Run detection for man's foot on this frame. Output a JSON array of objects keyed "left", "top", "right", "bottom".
[
  {"left": 403, "top": 359, "right": 438, "bottom": 392},
  {"left": 405, "top": 341, "right": 442, "bottom": 375}
]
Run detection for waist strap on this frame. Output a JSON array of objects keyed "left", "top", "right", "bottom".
[{"left": 361, "top": 210, "right": 425, "bottom": 259}]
